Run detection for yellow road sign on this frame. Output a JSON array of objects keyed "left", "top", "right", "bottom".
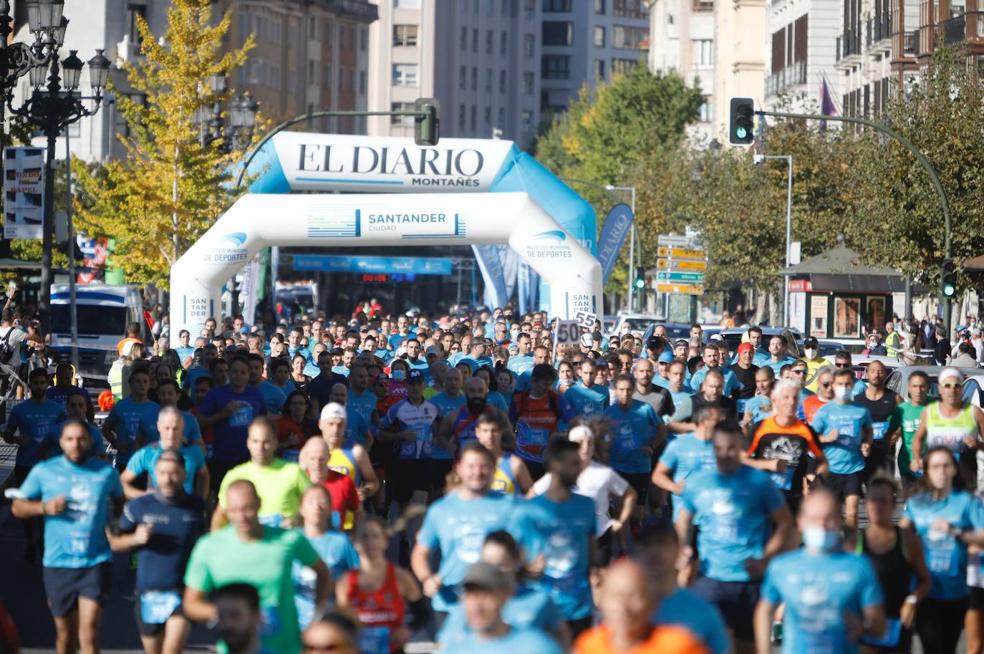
[
  {"left": 656, "top": 258, "right": 707, "bottom": 272},
  {"left": 656, "top": 246, "right": 706, "bottom": 260},
  {"left": 656, "top": 283, "right": 704, "bottom": 295}
]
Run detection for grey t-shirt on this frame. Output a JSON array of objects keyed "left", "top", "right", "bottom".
[{"left": 0, "top": 325, "right": 26, "bottom": 367}]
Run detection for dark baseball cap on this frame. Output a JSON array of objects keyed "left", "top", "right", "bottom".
[
  {"left": 647, "top": 335, "right": 665, "bottom": 351},
  {"left": 803, "top": 336, "right": 819, "bottom": 348},
  {"left": 407, "top": 369, "right": 425, "bottom": 383}
]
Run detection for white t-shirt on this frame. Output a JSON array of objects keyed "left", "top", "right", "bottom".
[
  {"left": 532, "top": 460, "right": 629, "bottom": 536},
  {"left": 0, "top": 325, "right": 26, "bottom": 367}
]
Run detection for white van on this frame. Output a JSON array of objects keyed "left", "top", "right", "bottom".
[{"left": 49, "top": 284, "right": 145, "bottom": 385}]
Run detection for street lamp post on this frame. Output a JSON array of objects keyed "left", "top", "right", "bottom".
[
  {"left": 0, "top": 0, "right": 109, "bottom": 333},
  {"left": 194, "top": 73, "right": 259, "bottom": 316},
  {"left": 754, "top": 154, "right": 793, "bottom": 328}
]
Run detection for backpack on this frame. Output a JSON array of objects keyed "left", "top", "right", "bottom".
[{"left": 0, "top": 327, "right": 16, "bottom": 365}]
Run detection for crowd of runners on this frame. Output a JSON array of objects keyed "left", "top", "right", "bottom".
[{"left": 3, "top": 307, "right": 984, "bottom": 654}]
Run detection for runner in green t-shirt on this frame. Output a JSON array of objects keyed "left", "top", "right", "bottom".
[
  {"left": 213, "top": 417, "right": 311, "bottom": 530},
  {"left": 897, "top": 370, "right": 930, "bottom": 486},
  {"left": 183, "top": 479, "right": 330, "bottom": 654}
]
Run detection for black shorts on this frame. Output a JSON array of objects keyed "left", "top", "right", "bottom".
[
  {"left": 43, "top": 562, "right": 112, "bottom": 617},
  {"left": 133, "top": 590, "right": 185, "bottom": 636},
  {"left": 970, "top": 586, "right": 984, "bottom": 611},
  {"left": 428, "top": 459, "right": 453, "bottom": 496},
  {"left": 391, "top": 459, "right": 433, "bottom": 505},
  {"left": 619, "top": 471, "right": 651, "bottom": 503},
  {"left": 823, "top": 470, "right": 864, "bottom": 501},
  {"left": 691, "top": 575, "right": 760, "bottom": 642}
]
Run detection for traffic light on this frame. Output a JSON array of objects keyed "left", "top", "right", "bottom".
[
  {"left": 414, "top": 98, "right": 440, "bottom": 146},
  {"left": 634, "top": 266, "right": 646, "bottom": 290},
  {"left": 729, "top": 97, "right": 755, "bottom": 146},
  {"left": 941, "top": 259, "right": 957, "bottom": 298}
]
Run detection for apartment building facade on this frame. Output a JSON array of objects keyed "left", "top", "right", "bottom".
[
  {"left": 712, "top": 0, "right": 767, "bottom": 139},
  {"left": 763, "top": 0, "right": 841, "bottom": 113},
  {"left": 367, "top": 0, "right": 542, "bottom": 147},
  {"left": 647, "top": 0, "right": 717, "bottom": 141}
]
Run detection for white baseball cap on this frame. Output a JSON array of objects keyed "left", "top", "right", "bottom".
[
  {"left": 939, "top": 367, "right": 964, "bottom": 384},
  {"left": 579, "top": 333, "right": 593, "bottom": 347},
  {"left": 568, "top": 425, "right": 594, "bottom": 443},
  {"left": 319, "top": 402, "right": 347, "bottom": 421}
]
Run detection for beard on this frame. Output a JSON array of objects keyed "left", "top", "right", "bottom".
[{"left": 467, "top": 397, "right": 487, "bottom": 415}]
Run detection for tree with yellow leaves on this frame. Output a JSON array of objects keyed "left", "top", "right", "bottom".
[{"left": 72, "top": 0, "right": 256, "bottom": 286}]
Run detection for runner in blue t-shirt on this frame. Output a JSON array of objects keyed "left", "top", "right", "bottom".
[
  {"left": 509, "top": 439, "right": 596, "bottom": 633},
  {"left": 380, "top": 371, "right": 440, "bottom": 507},
  {"left": 197, "top": 357, "right": 267, "bottom": 481},
  {"left": 604, "top": 375, "right": 662, "bottom": 517},
  {"left": 652, "top": 403, "right": 720, "bottom": 522},
  {"left": 123, "top": 407, "right": 209, "bottom": 499},
  {"left": 411, "top": 443, "right": 515, "bottom": 614},
  {"left": 103, "top": 368, "right": 160, "bottom": 468},
  {"left": 429, "top": 367, "right": 467, "bottom": 462},
  {"left": 2, "top": 367, "right": 67, "bottom": 474},
  {"left": 676, "top": 422, "right": 794, "bottom": 652},
  {"left": 811, "top": 367, "right": 873, "bottom": 529},
  {"left": 758, "top": 490, "right": 886, "bottom": 654},
  {"left": 293, "top": 485, "right": 359, "bottom": 628},
  {"left": 564, "top": 359, "right": 610, "bottom": 419},
  {"left": 111, "top": 449, "right": 206, "bottom": 654},
  {"left": 139, "top": 380, "right": 202, "bottom": 445},
  {"left": 12, "top": 420, "right": 123, "bottom": 652}
]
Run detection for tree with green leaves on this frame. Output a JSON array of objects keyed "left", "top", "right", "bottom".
[
  {"left": 534, "top": 65, "right": 703, "bottom": 295},
  {"left": 71, "top": 0, "right": 256, "bottom": 287}
]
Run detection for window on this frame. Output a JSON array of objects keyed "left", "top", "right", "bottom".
[
  {"left": 613, "top": 25, "right": 648, "bottom": 49},
  {"left": 595, "top": 0, "right": 606, "bottom": 12},
  {"left": 543, "top": 0, "right": 572, "bottom": 11},
  {"left": 461, "top": 26, "right": 468, "bottom": 50},
  {"left": 500, "top": 32, "right": 508, "bottom": 55},
  {"left": 394, "top": 25, "right": 418, "bottom": 46},
  {"left": 360, "top": 28, "right": 367, "bottom": 51},
  {"left": 594, "top": 26, "right": 606, "bottom": 47},
  {"left": 486, "top": 68, "right": 493, "bottom": 91},
  {"left": 594, "top": 58, "right": 606, "bottom": 79},
  {"left": 470, "top": 105, "right": 477, "bottom": 131},
  {"left": 392, "top": 63, "right": 418, "bottom": 86},
  {"left": 308, "top": 60, "right": 317, "bottom": 85},
  {"left": 611, "top": 57, "right": 638, "bottom": 73},
  {"left": 487, "top": 30, "right": 494, "bottom": 53},
  {"left": 484, "top": 107, "right": 492, "bottom": 125},
  {"left": 499, "top": 69, "right": 507, "bottom": 93},
  {"left": 523, "top": 71, "right": 535, "bottom": 95},
  {"left": 698, "top": 99, "right": 713, "bottom": 122},
  {"left": 541, "top": 54, "right": 571, "bottom": 79},
  {"left": 471, "top": 66, "right": 478, "bottom": 90},
  {"left": 459, "top": 66, "right": 467, "bottom": 89},
  {"left": 309, "top": 16, "right": 317, "bottom": 39},
  {"left": 523, "top": 34, "right": 535, "bottom": 57},
  {"left": 613, "top": 0, "right": 647, "bottom": 18},
  {"left": 542, "top": 22, "right": 573, "bottom": 46},
  {"left": 458, "top": 104, "right": 466, "bottom": 129},
  {"left": 359, "top": 70, "right": 366, "bottom": 94},
  {"left": 498, "top": 107, "right": 506, "bottom": 126},
  {"left": 391, "top": 101, "right": 415, "bottom": 126},
  {"left": 324, "top": 66, "right": 332, "bottom": 87},
  {"left": 692, "top": 39, "right": 714, "bottom": 66},
  {"left": 473, "top": 28, "right": 479, "bottom": 52},
  {"left": 394, "top": 0, "right": 421, "bottom": 7}
]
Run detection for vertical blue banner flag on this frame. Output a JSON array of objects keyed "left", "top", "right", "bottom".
[{"left": 596, "top": 203, "right": 635, "bottom": 283}]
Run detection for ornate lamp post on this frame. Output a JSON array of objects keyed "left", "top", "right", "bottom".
[
  {"left": 0, "top": 0, "right": 109, "bottom": 331},
  {"left": 193, "top": 72, "right": 258, "bottom": 152}
]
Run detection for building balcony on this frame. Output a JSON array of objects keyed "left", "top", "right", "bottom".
[
  {"left": 836, "top": 30, "right": 863, "bottom": 61},
  {"left": 904, "top": 30, "right": 919, "bottom": 55},
  {"left": 766, "top": 60, "right": 807, "bottom": 97}
]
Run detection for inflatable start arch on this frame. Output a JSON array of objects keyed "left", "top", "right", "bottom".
[{"left": 169, "top": 133, "right": 603, "bottom": 345}]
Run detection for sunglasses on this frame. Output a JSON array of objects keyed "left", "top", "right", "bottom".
[
  {"left": 820, "top": 382, "right": 832, "bottom": 387},
  {"left": 940, "top": 382, "right": 960, "bottom": 389},
  {"left": 302, "top": 643, "right": 349, "bottom": 652}
]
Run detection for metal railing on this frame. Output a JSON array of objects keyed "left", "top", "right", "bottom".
[
  {"left": 903, "top": 30, "right": 919, "bottom": 55},
  {"left": 837, "top": 29, "right": 863, "bottom": 60},
  {"left": 766, "top": 60, "right": 807, "bottom": 97},
  {"left": 943, "top": 14, "right": 966, "bottom": 44}
]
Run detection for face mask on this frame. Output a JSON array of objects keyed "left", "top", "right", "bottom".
[
  {"left": 802, "top": 527, "right": 840, "bottom": 551},
  {"left": 804, "top": 348, "right": 817, "bottom": 359},
  {"left": 391, "top": 369, "right": 406, "bottom": 381},
  {"left": 834, "top": 386, "right": 851, "bottom": 402},
  {"left": 510, "top": 330, "right": 520, "bottom": 339}
]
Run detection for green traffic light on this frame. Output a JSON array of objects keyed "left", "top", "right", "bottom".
[
  {"left": 634, "top": 279, "right": 645, "bottom": 289},
  {"left": 944, "top": 284, "right": 956, "bottom": 297},
  {"left": 736, "top": 127, "right": 747, "bottom": 139}
]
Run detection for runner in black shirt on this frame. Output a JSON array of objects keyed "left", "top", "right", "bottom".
[{"left": 853, "top": 361, "right": 901, "bottom": 480}]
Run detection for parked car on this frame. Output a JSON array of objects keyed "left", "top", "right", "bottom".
[
  {"left": 608, "top": 313, "right": 660, "bottom": 338},
  {"left": 886, "top": 365, "right": 982, "bottom": 402},
  {"left": 718, "top": 326, "right": 803, "bottom": 356}
]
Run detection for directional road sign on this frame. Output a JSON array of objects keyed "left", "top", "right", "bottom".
[
  {"left": 656, "top": 246, "right": 706, "bottom": 261},
  {"left": 657, "top": 234, "right": 690, "bottom": 246},
  {"left": 656, "top": 259, "right": 707, "bottom": 272},
  {"left": 656, "top": 282, "right": 704, "bottom": 295},
  {"left": 656, "top": 271, "right": 705, "bottom": 283}
]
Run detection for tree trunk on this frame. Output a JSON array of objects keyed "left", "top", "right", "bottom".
[{"left": 753, "top": 287, "right": 769, "bottom": 324}]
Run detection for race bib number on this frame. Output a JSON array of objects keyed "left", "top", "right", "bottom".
[
  {"left": 358, "top": 626, "right": 391, "bottom": 654},
  {"left": 769, "top": 466, "right": 795, "bottom": 491},
  {"left": 710, "top": 513, "right": 750, "bottom": 542},
  {"left": 927, "top": 532, "right": 960, "bottom": 576},
  {"left": 861, "top": 618, "right": 902, "bottom": 647},
  {"left": 872, "top": 421, "right": 889, "bottom": 441},
  {"left": 140, "top": 591, "right": 181, "bottom": 625},
  {"left": 230, "top": 405, "right": 253, "bottom": 428},
  {"left": 517, "top": 423, "right": 549, "bottom": 459}
]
